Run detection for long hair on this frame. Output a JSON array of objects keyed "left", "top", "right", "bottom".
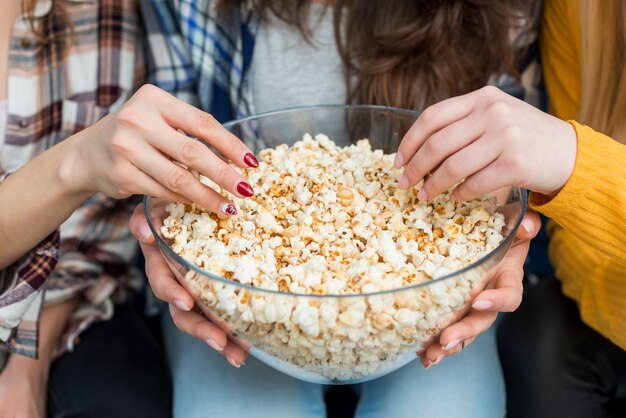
[
  {"left": 579, "top": 0, "right": 626, "bottom": 143},
  {"left": 220, "top": 0, "right": 534, "bottom": 111},
  {"left": 21, "top": 0, "right": 74, "bottom": 46}
]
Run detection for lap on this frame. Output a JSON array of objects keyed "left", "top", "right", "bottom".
[
  {"left": 356, "top": 326, "right": 505, "bottom": 418},
  {"left": 47, "top": 303, "right": 172, "bottom": 418},
  {"left": 164, "top": 313, "right": 504, "bottom": 418},
  {"left": 498, "top": 278, "right": 626, "bottom": 418},
  {"left": 161, "top": 313, "right": 326, "bottom": 418}
]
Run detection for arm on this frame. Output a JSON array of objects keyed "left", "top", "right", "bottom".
[
  {"left": 0, "top": 85, "right": 257, "bottom": 270},
  {"left": 531, "top": 0, "right": 626, "bottom": 262},
  {"left": 396, "top": 87, "right": 626, "bottom": 263},
  {"left": 529, "top": 123, "right": 626, "bottom": 262},
  {"left": 0, "top": 140, "right": 92, "bottom": 269},
  {"left": 395, "top": 0, "right": 626, "bottom": 263},
  {"left": 0, "top": 298, "right": 78, "bottom": 418}
]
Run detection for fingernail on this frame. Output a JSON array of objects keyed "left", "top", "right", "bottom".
[
  {"left": 243, "top": 152, "right": 259, "bottom": 168},
  {"left": 174, "top": 299, "right": 191, "bottom": 312},
  {"left": 206, "top": 338, "right": 224, "bottom": 352},
  {"left": 393, "top": 152, "right": 404, "bottom": 168},
  {"left": 220, "top": 202, "right": 238, "bottom": 216},
  {"left": 138, "top": 222, "right": 152, "bottom": 241},
  {"left": 236, "top": 181, "right": 254, "bottom": 197},
  {"left": 521, "top": 217, "right": 534, "bottom": 235},
  {"left": 430, "top": 354, "right": 445, "bottom": 366},
  {"left": 418, "top": 188, "right": 428, "bottom": 201},
  {"left": 226, "top": 356, "right": 240, "bottom": 368},
  {"left": 398, "top": 175, "right": 409, "bottom": 190},
  {"left": 443, "top": 339, "right": 461, "bottom": 351},
  {"left": 472, "top": 299, "right": 493, "bottom": 310}
]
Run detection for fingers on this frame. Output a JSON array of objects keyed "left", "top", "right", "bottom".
[
  {"left": 439, "top": 311, "right": 496, "bottom": 353},
  {"left": 169, "top": 305, "right": 248, "bottom": 367},
  {"left": 170, "top": 304, "right": 227, "bottom": 348},
  {"left": 420, "top": 335, "right": 478, "bottom": 368},
  {"left": 123, "top": 165, "right": 189, "bottom": 203},
  {"left": 137, "top": 219, "right": 249, "bottom": 367},
  {"left": 145, "top": 126, "right": 255, "bottom": 199},
  {"left": 129, "top": 203, "right": 155, "bottom": 244},
  {"left": 149, "top": 86, "right": 257, "bottom": 169},
  {"left": 396, "top": 86, "right": 506, "bottom": 169},
  {"left": 470, "top": 237, "right": 528, "bottom": 313},
  {"left": 450, "top": 159, "right": 517, "bottom": 201},
  {"left": 396, "top": 94, "right": 478, "bottom": 169},
  {"left": 417, "top": 136, "right": 500, "bottom": 199},
  {"left": 399, "top": 112, "right": 486, "bottom": 191},
  {"left": 423, "top": 310, "right": 497, "bottom": 364},
  {"left": 420, "top": 229, "right": 530, "bottom": 367},
  {"left": 128, "top": 144, "right": 240, "bottom": 215},
  {"left": 471, "top": 268, "right": 524, "bottom": 313},
  {"left": 517, "top": 210, "right": 542, "bottom": 240},
  {"left": 139, "top": 239, "right": 195, "bottom": 312}
]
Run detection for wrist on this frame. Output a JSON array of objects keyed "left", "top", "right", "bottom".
[
  {"left": 543, "top": 120, "right": 578, "bottom": 197},
  {"left": 4, "top": 353, "right": 50, "bottom": 383},
  {"left": 56, "top": 132, "right": 98, "bottom": 198}
]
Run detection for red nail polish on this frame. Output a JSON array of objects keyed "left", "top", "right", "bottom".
[
  {"left": 236, "top": 182, "right": 254, "bottom": 197},
  {"left": 243, "top": 153, "right": 259, "bottom": 168},
  {"left": 225, "top": 204, "right": 238, "bottom": 216}
]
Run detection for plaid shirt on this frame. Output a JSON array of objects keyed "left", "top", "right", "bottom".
[
  {"left": 141, "top": 0, "right": 541, "bottom": 122},
  {"left": 0, "top": 0, "right": 144, "bottom": 358}
]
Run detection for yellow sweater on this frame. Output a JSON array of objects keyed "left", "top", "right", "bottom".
[{"left": 535, "top": 0, "right": 626, "bottom": 350}]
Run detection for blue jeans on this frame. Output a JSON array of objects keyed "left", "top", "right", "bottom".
[{"left": 162, "top": 315, "right": 505, "bottom": 418}]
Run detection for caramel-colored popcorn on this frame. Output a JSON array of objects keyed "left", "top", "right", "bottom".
[{"left": 161, "top": 134, "right": 506, "bottom": 381}]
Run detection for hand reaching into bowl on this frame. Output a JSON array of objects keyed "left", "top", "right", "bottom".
[
  {"left": 392, "top": 87, "right": 563, "bottom": 366},
  {"left": 394, "top": 85, "right": 577, "bottom": 201},
  {"left": 417, "top": 210, "right": 541, "bottom": 368},
  {"left": 67, "top": 84, "right": 258, "bottom": 214},
  {"left": 1, "top": 84, "right": 256, "bottom": 268},
  {"left": 129, "top": 205, "right": 248, "bottom": 368}
]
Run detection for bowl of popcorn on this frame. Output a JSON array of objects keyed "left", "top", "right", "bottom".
[{"left": 145, "top": 105, "right": 526, "bottom": 384}]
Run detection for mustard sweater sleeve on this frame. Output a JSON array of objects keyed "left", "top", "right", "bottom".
[
  {"left": 536, "top": 0, "right": 626, "bottom": 262},
  {"left": 535, "top": 0, "right": 626, "bottom": 351},
  {"left": 530, "top": 121, "right": 626, "bottom": 263}
]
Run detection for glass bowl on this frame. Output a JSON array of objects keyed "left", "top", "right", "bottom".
[{"left": 144, "top": 105, "right": 526, "bottom": 384}]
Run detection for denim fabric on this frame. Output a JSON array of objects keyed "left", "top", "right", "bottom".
[{"left": 162, "top": 314, "right": 505, "bottom": 418}]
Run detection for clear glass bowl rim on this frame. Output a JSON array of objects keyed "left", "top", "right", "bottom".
[{"left": 143, "top": 104, "right": 528, "bottom": 299}]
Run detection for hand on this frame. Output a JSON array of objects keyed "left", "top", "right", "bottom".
[
  {"left": 395, "top": 86, "right": 577, "bottom": 201},
  {"left": 418, "top": 210, "right": 541, "bottom": 368},
  {"left": 129, "top": 204, "right": 248, "bottom": 367},
  {"left": 0, "top": 355, "right": 48, "bottom": 418},
  {"left": 63, "top": 84, "right": 259, "bottom": 216}
]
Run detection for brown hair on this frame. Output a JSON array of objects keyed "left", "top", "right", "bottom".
[
  {"left": 21, "top": 0, "right": 74, "bottom": 46},
  {"left": 579, "top": 0, "right": 626, "bottom": 143},
  {"left": 220, "top": 0, "right": 535, "bottom": 110}
]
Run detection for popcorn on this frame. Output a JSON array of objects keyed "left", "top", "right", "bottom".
[
  {"left": 162, "top": 134, "right": 506, "bottom": 381},
  {"left": 293, "top": 303, "right": 320, "bottom": 337}
]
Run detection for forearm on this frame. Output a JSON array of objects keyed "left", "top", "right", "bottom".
[
  {"left": 1, "top": 298, "right": 79, "bottom": 379},
  {"left": 0, "top": 136, "right": 92, "bottom": 269}
]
